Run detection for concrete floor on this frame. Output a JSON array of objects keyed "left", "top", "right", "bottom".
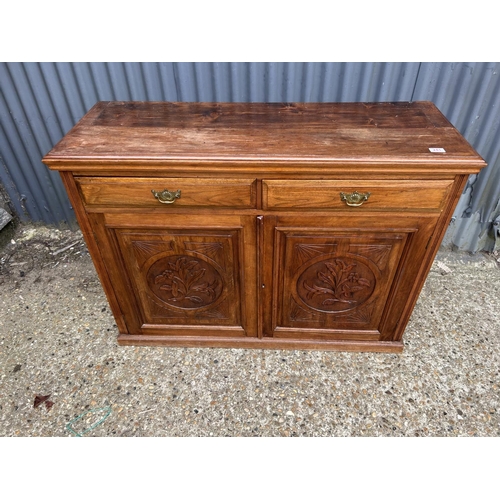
[{"left": 1, "top": 222, "right": 499, "bottom": 437}]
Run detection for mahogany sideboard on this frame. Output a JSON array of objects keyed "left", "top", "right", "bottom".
[{"left": 43, "top": 101, "right": 486, "bottom": 353}]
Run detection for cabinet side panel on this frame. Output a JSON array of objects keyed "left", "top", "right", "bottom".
[
  {"left": 59, "top": 172, "right": 128, "bottom": 334},
  {"left": 89, "top": 214, "right": 145, "bottom": 334},
  {"left": 386, "top": 175, "right": 471, "bottom": 341}
]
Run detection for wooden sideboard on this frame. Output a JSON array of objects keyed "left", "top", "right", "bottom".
[{"left": 43, "top": 101, "right": 486, "bottom": 352}]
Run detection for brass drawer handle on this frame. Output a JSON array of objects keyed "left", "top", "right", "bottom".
[
  {"left": 151, "top": 189, "right": 181, "bottom": 204},
  {"left": 340, "top": 191, "right": 371, "bottom": 207}
]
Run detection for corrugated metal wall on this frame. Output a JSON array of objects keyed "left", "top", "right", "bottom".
[{"left": 1, "top": 62, "right": 499, "bottom": 251}]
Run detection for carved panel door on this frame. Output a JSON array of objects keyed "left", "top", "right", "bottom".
[
  {"left": 90, "top": 213, "right": 258, "bottom": 338},
  {"left": 262, "top": 215, "right": 437, "bottom": 342}
]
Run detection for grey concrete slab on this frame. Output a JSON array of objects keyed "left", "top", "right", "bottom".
[{"left": 1, "top": 224, "right": 499, "bottom": 437}]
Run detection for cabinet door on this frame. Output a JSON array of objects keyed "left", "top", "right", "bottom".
[
  {"left": 262, "top": 214, "right": 438, "bottom": 342},
  {"left": 90, "top": 213, "right": 257, "bottom": 338}
]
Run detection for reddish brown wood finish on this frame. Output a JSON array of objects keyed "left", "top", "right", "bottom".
[
  {"left": 76, "top": 177, "right": 257, "bottom": 208},
  {"left": 262, "top": 179, "right": 453, "bottom": 211},
  {"left": 43, "top": 102, "right": 487, "bottom": 352},
  {"left": 44, "top": 102, "right": 485, "bottom": 168}
]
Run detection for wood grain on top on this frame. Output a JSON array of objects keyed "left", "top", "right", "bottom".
[{"left": 43, "top": 101, "right": 486, "bottom": 167}]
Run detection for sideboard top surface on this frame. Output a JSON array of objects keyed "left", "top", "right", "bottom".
[{"left": 43, "top": 101, "right": 486, "bottom": 171}]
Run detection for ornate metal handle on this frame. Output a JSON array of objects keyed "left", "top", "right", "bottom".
[
  {"left": 151, "top": 189, "right": 181, "bottom": 204},
  {"left": 339, "top": 191, "right": 371, "bottom": 207}
]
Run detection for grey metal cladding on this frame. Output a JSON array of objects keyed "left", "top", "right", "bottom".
[{"left": 0, "top": 62, "right": 498, "bottom": 251}]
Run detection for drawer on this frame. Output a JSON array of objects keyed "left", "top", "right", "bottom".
[
  {"left": 76, "top": 177, "right": 257, "bottom": 208},
  {"left": 262, "top": 179, "right": 454, "bottom": 211}
]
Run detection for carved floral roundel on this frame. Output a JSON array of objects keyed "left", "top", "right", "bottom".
[
  {"left": 147, "top": 255, "right": 222, "bottom": 310},
  {"left": 296, "top": 257, "right": 376, "bottom": 313}
]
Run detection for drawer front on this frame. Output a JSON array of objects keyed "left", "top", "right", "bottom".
[
  {"left": 262, "top": 179, "right": 454, "bottom": 211},
  {"left": 77, "top": 177, "right": 257, "bottom": 208}
]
